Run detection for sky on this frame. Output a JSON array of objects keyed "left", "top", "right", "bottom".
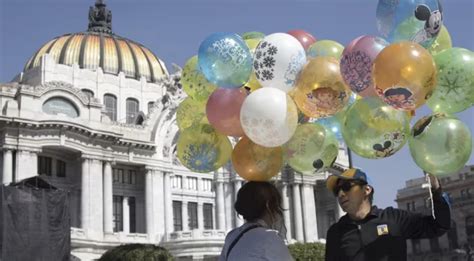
[{"left": 0, "top": 0, "right": 473, "bottom": 208}]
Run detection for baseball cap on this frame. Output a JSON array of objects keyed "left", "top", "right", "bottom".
[{"left": 326, "top": 168, "right": 373, "bottom": 192}]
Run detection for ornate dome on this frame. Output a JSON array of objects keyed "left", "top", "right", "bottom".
[{"left": 24, "top": 0, "right": 168, "bottom": 82}]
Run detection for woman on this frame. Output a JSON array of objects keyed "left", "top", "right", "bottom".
[{"left": 219, "top": 181, "right": 293, "bottom": 261}]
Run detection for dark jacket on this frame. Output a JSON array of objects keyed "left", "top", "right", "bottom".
[{"left": 325, "top": 188, "right": 451, "bottom": 261}]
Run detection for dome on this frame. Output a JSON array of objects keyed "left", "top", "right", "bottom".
[{"left": 23, "top": 0, "right": 168, "bottom": 83}]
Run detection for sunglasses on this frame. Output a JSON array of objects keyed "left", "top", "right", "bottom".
[{"left": 333, "top": 181, "right": 367, "bottom": 196}]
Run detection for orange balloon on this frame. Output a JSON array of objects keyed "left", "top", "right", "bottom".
[
  {"left": 373, "top": 41, "right": 437, "bottom": 111},
  {"left": 231, "top": 137, "right": 283, "bottom": 181},
  {"left": 292, "top": 57, "right": 351, "bottom": 118}
]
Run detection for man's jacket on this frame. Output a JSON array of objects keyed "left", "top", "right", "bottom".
[{"left": 325, "top": 188, "right": 451, "bottom": 261}]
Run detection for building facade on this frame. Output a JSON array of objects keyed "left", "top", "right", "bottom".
[
  {"left": 0, "top": 1, "right": 347, "bottom": 260},
  {"left": 396, "top": 165, "right": 474, "bottom": 261}
]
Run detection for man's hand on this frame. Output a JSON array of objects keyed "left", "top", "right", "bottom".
[{"left": 426, "top": 173, "right": 440, "bottom": 190}]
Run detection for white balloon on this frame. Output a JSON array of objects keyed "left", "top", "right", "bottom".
[
  {"left": 253, "top": 33, "right": 307, "bottom": 93},
  {"left": 240, "top": 87, "right": 298, "bottom": 147}
]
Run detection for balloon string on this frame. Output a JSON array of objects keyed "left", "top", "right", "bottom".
[{"left": 425, "top": 174, "right": 436, "bottom": 219}]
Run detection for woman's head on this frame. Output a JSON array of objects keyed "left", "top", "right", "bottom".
[{"left": 234, "top": 181, "right": 283, "bottom": 223}]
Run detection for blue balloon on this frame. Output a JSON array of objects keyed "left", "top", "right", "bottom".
[
  {"left": 376, "top": 0, "right": 443, "bottom": 47},
  {"left": 198, "top": 33, "right": 253, "bottom": 88}
]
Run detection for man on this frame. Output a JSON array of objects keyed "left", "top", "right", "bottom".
[{"left": 325, "top": 168, "right": 451, "bottom": 261}]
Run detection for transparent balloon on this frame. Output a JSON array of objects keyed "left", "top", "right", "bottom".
[
  {"left": 428, "top": 25, "right": 452, "bottom": 55},
  {"left": 181, "top": 56, "right": 217, "bottom": 102},
  {"left": 307, "top": 40, "right": 344, "bottom": 60},
  {"left": 176, "top": 97, "right": 209, "bottom": 130}
]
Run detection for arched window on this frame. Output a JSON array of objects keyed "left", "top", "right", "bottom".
[
  {"left": 103, "top": 94, "right": 117, "bottom": 121},
  {"left": 126, "top": 98, "right": 139, "bottom": 124},
  {"left": 42, "top": 97, "right": 79, "bottom": 118},
  {"left": 81, "top": 89, "right": 94, "bottom": 99}
]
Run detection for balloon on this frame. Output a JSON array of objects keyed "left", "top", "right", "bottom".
[
  {"left": 242, "top": 31, "right": 265, "bottom": 40},
  {"left": 244, "top": 38, "right": 263, "bottom": 93},
  {"left": 341, "top": 97, "right": 410, "bottom": 159},
  {"left": 206, "top": 88, "right": 247, "bottom": 137},
  {"left": 427, "top": 48, "right": 474, "bottom": 114},
  {"left": 181, "top": 56, "right": 217, "bottom": 102},
  {"left": 232, "top": 137, "right": 283, "bottom": 181},
  {"left": 284, "top": 123, "right": 339, "bottom": 174},
  {"left": 293, "top": 56, "right": 350, "bottom": 118},
  {"left": 177, "top": 124, "right": 232, "bottom": 173},
  {"left": 376, "top": 0, "right": 443, "bottom": 47},
  {"left": 198, "top": 33, "right": 253, "bottom": 88},
  {"left": 306, "top": 40, "right": 344, "bottom": 59},
  {"left": 253, "top": 33, "right": 307, "bottom": 93},
  {"left": 240, "top": 87, "right": 298, "bottom": 147},
  {"left": 340, "top": 36, "right": 389, "bottom": 97},
  {"left": 176, "top": 97, "right": 208, "bottom": 130},
  {"left": 287, "top": 29, "right": 317, "bottom": 50},
  {"left": 373, "top": 41, "right": 437, "bottom": 111},
  {"left": 428, "top": 25, "right": 452, "bottom": 55},
  {"left": 314, "top": 116, "right": 344, "bottom": 142},
  {"left": 409, "top": 113, "right": 472, "bottom": 176}
]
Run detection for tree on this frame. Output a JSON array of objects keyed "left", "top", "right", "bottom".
[
  {"left": 99, "top": 243, "right": 174, "bottom": 261},
  {"left": 288, "top": 242, "right": 326, "bottom": 261}
]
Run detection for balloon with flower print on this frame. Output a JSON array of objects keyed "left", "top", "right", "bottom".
[
  {"left": 198, "top": 33, "right": 253, "bottom": 88},
  {"left": 181, "top": 56, "right": 217, "bottom": 103},
  {"left": 177, "top": 124, "right": 232, "bottom": 173},
  {"left": 253, "top": 33, "right": 307, "bottom": 93},
  {"left": 244, "top": 38, "right": 263, "bottom": 93}
]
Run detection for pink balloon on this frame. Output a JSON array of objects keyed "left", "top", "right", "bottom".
[
  {"left": 287, "top": 29, "right": 317, "bottom": 50},
  {"left": 340, "top": 35, "right": 389, "bottom": 97},
  {"left": 206, "top": 88, "right": 247, "bottom": 137}
]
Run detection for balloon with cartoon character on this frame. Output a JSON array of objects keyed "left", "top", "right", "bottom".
[
  {"left": 293, "top": 56, "right": 351, "bottom": 118},
  {"left": 341, "top": 97, "right": 410, "bottom": 159},
  {"left": 253, "top": 33, "right": 307, "bottom": 93},
  {"left": 340, "top": 35, "right": 389, "bottom": 97},
  {"left": 373, "top": 41, "right": 437, "bottom": 111},
  {"left": 409, "top": 113, "right": 472, "bottom": 176},
  {"left": 181, "top": 56, "right": 217, "bottom": 103},
  {"left": 177, "top": 124, "right": 232, "bottom": 173},
  {"left": 376, "top": 0, "right": 443, "bottom": 48},
  {"left": 426, "top": 48, "right": 474, "bottom": 114},
  {"left": 284, "top": 123, "right": 339, "bottom": 174},
  {"left": 232, "top": 137, "right": 283, "bottom": 181}
]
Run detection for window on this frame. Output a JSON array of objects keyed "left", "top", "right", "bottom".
[
  {"left": 113, "top": 168, "right": 123, "bottom": 183},
  {"left": 430, "top": 237, "right": 440, "bottom": 252},
  {"left": 187, "top": 177, "right": 198, "bottom": 190},
  {"left": 42, "top": 97, "right": 79, "bottom": 118},
  {"left": 466, "top": 216, "right": 474, "bottom": 246},
  {"left": 113, "top": 168, "right": 136, "bottom": 185},
  {"left": 81, "top": 89, "right": 94, "bottom": 99},
  {"left": 412, "top": 239, "right": 421, "bottom": 254},
  {"left": 104, "top": 94, "right": 117, "bottom": 121},
  {"left": 126, "top": 98, "right": 139, "bottom": 124},
  {"left": 38, "top": 156, "right": 52, "bottom": 176},
  {"left": 129, "top": 197, "right": 136, "bottom": 233},
  {"left": 56, "top": 159, "right": 66, "bottom": 177},
  {"left": 203, "top": 203, "right": 213, "bottom": 230},
  {"left": 202, "top": 179, "right": 212, "bottom": 192},
  {"left": 148, "top": 102, "right": 155, "bottom": 114},
  {"left": 448, "top": 221, "right": 458, "bottom": 249},
  {"left": 113, "top": 195, "right": 123, "bottom": 232},
  {"left": 172, "top": 176, "right": 182, "bottom": 189},
  {"left": 188, "top": 202, "right": 198, "bottom": 230},
  {"left": 173, "top": 201, "right": 183, "bottom": 231}
]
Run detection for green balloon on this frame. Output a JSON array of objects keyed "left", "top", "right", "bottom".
[
  {"left": 180, "top": 56, "right": 217, "bottom": 102},
  {"left": 426, "top": 48, "right": 474, "bottom": 114},
  {"left": 341, "top": 97, "right": 410, "bottom": 159},
  {"left": 428, "top": 26, "right": 452, "bottom": 56},
  {"left": 177, "top": 124, "right": 232, "bottom": 173},
  {"left": 306, "top": 40, "right": 344, "bottom": 60},
  {"left": 241, "top": 31, "right": 265, "bottom": 40},
  {"left": 409, "top": 113, "right": 472, "bottom": 176},
  {"left": 284, "top": 123, "right": 338, "bottom": 174},
  {"left": 176, "top": 97, "right": 208, "bottom": 130}
]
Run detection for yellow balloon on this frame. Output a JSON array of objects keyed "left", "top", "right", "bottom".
[
  {"left": 244, "top": 39, "right": 263, "bottom": 93},
  {"left": 176, "top": 97, "right": 208, "bottom": 130},
  {"left": 180, "top": 56, "right": 217, "bottom": 102},
  {"left": 293, "top": 57, "right": 350, "bottom": 118},
  {"left": 373, "top": 41, "right": 437, "bottom": 111},
  {"left": 428, "top": 26, "right": 452, "bottom": 56},
  {"left": 232, "top": 137, "right": 282, "bottom": 181},
  {"left": 177, "top": 124, "right": 232, "bottom": 173}
]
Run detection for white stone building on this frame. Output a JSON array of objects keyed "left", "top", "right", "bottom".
[
  {"left": 396, "top": 165, "right": 474, "bottom": 261},
  {"left": 0, "top": 1, "right": 348, "bottom": 260}
]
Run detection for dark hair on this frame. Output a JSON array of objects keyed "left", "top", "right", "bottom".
[
  {"left": 384, "top": 87, "right": 413, "bottom": 99},
  {"left": 234, "top": 181, "right": 283, "bottom": 222}
]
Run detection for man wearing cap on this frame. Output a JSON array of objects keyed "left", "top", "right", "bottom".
[{"left": 324, "top": 168, "right": 451, "bottom": 261}]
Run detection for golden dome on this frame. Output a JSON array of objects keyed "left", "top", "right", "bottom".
[{"left": 24, "top": 1, "right": 168, "bottom": 82}]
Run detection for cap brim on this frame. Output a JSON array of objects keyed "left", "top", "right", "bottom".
[{"left": 326, "top": 175, "right": 358, "bottom": 192}]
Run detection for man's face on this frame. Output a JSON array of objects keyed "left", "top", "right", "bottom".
[{"left": 334, "top": 179, "right": 369, "bottom": 214}]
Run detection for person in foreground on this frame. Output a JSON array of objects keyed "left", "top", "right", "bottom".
[
  {"left": 219, "top": 181, "right": 293, "bottom": 261},
  {"left": 325, "top": 168, "right": 451, "bottom": 261}
]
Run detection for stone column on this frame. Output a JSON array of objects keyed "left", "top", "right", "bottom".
[
  {"left": 216, "top": 181, "right": 226, "bottom": 230},
  {"left": 155, "top": 171, "right": 165, "bottom": 238},
  {"left": 89, "top": 159, "right": 104, "bottom": 237},
  {"left": 302, "top": 184, "right": 318, "bottom": 242},
  {"left": 164, "top": 172, "right": 173, "bottom": 233},
  {"left": 281, "top": 183, "right": 292, "bottom": 241},
  {"left": 197, "top": 202, "right": 204, "bottom": 230},
  {"left": 81, "top": 158, "right": 91, "bottom": 232},
  {"left": 182, "top": 201, "right": 189, "bottom": 231},
  {"left": 224, "top": 183, "right": 233, "bottom": 230},
  {"left": 123, "top": 196, "right": 130, "bottom": 233},
  {"left": 15, "top": 150, "right": 38, "bottom": 181},
  {"left": 2, "top": 149, "right": 13, "bottom": 184},
  {"left": 234, "top": 180, "right": 244, "bottom": 227},
  {"left": 292, "top": 183, "right": 304, "bottom": 242},
  {"left": 145, "top": 168, "right": 154, "bottom": 236},
  {"left": 103, "top": 161, "right": 113, "bottom": 234}
]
